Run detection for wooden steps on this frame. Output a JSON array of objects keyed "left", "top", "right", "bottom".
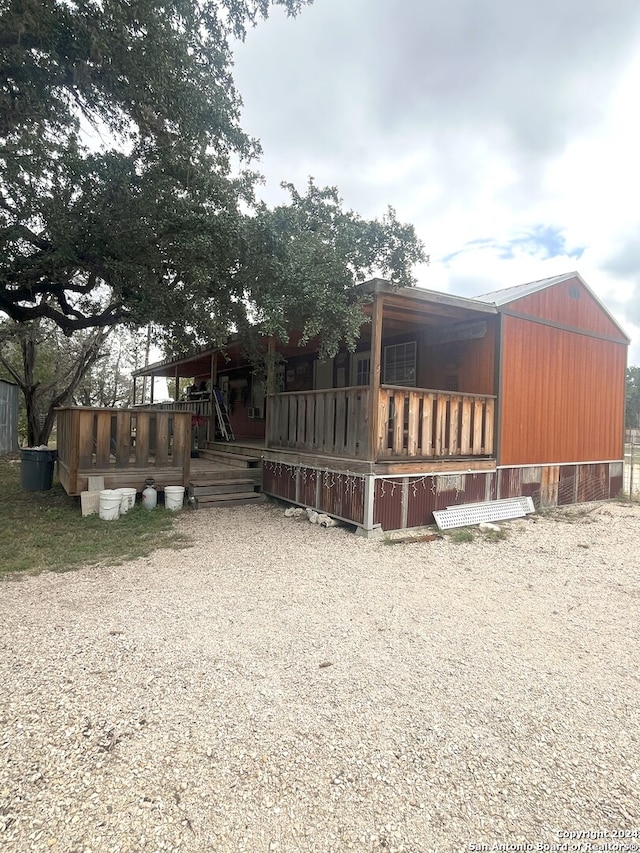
[
  {"left": 191, "top": 492, "right": 265, "bottom": 509},
  {"left": 188, "top": 446, "right": 263, "bottom": 510},
  {"left": 196, "top": 447, "right": 261, "bottom": 468}
]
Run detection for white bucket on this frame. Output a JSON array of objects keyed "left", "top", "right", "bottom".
[
  {"left": 99, "top": 489, "right": 122, "bottom": 521},
  {"left": 164, "top": 485, "right": 185, "bottom": 512},
  {"left": 119, "top": 487, "right": 137, "bottom": 514}
]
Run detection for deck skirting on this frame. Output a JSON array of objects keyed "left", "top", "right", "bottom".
[{"left": 263, "top": 458, "right": 623, "bottom": 534}]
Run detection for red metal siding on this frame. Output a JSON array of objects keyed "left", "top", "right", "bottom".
[
  {"left": 319, "top": 471, "right": 365, "bottom": 524},
  {"left": 506, "top": 277, "right": 626, "bottom": 339},
  {"left": 499, "top": 467, "right": 522, "bottom": 498},
  {"left": 262, "top": 461, "right": 296, "bottom": 501},
  {"left": 374, "top": 479, "right": 403, "bottom": 530},
  {"left": 406, "top": 477, "right": 438, "bottom": 528},
  {"left": 404, "top": 472, "right": 495, "bottom": 529},
  {"left": 300, "top": 467, "right": 318, "bottom": 507},
  {"left": 499, "top": 315, "right": 626, "bottom": 466}
]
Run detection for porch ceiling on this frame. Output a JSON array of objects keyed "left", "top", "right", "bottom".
[{"left": 136, "top": 289, "right": 497, "bottom": 378}]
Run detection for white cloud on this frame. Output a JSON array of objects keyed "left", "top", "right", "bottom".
[{"left": 234, "top": 0, "right": 640, "bottom": 363}]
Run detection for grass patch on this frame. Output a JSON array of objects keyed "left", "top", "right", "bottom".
[
  {"left": 483, "top": 528, "right": 509, "bottom": 542},
  {"left": 446, "top": 527, "right": 475, "bottom": 543},
  {"left": 0, "top": 459, "right": 191, "bottom": 578}
]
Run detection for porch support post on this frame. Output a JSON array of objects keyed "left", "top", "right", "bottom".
[
  {"left": 368, "top": 294, "right": 384, "bottom": 461},
  {"left": 174, "top": 366, "right": 179, "bottom": 402},
  {"left": 266, "top": 337, "right": 276, "bottom": 394},
  {"left": 132, "top": 376, "right": 137, "bottom": 406},
  {"left": 265, "top": 337, "right": 276, "bottom": 447},
  {"left": 210, "top": 351, "right": 217, "bottom": 387},
  {"left": 209, "top": 351, "right": 217, "bottom": 443},
  {"left": 150, "top": 373, "right": 155, "bottom": 404},
  {"left": 356, "top": 473, "right": 383, "bottom": 538},
  {"left": 363, "top": 473, "right": 375, "bottom": 530}
]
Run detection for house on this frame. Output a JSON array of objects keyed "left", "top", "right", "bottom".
[{"left": 56, "top": 272, "right": 629, "bottom": 533}]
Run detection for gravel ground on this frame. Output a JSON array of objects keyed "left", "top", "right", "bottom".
[{"left": 1, "top": 500, "right": 639, "bottom": 853}]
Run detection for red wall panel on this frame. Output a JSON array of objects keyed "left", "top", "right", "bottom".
[{"left": 499, "top": 316, "right": 626, "bottom": 466}]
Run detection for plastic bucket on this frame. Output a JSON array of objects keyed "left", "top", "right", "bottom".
[
  {"left": 119, "top": 487, "right": 137, "bottom": 514},
  {"left": 99, "top": 489, "right": 121, "bottom": 521},
  {"left": 164, "top": 485, "right": 185, "bottom": 512}
]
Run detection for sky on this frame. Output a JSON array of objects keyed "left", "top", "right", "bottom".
[{"left": 231, "top": 0, "right": 640, "bottom": 364}]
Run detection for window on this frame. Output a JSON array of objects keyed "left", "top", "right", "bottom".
[
  {"left": 355, "top": 355, "right": 371, "bottom": 386},
  {"left": 384, "top": 341, "right": 416, "bottom": 386}
]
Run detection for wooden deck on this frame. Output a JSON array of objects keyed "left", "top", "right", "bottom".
[{"left": 205, "top": 438, "right": 496, "bottom": 477}]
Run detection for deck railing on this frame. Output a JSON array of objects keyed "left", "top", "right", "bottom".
[
  {"left": 377, "top": 386, "right": 495, "bottom": 459},
  {"left": 267, "top": 387, "right": 371, "bottom": 457},
  {"left": 266, "top": 386, "right": 495, "bottom": 461},
  {"left": 56, "top": 407, "right": 192, "bottom": 495}
]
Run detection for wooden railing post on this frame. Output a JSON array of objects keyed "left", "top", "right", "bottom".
[{"left": 368, "top": 294, "right": 384, "bottom": 461}]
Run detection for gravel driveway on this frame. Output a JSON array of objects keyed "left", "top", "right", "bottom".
[{"left": 1, "top": 500, "right": 639, "bottom": 853}]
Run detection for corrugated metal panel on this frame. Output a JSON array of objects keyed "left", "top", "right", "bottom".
[
  {"left": 374, "top": 479, "right": 403, "bottom": 530},
  {"left": 406, "top": 476, "right": 437, "bottom": 528},
  {"left": 299, "top": 467, "right": 318, "bottom": 507},
  {"left": 0, "top": 380, "right": 19, "bottom": 454},
  {"left": 558, "top": 465, "right": 577, "bottom": 505},
  {"left": 499, "top": 315, "right": 626, "bottom": 466},
  {"left": 486, "top": 471, "right": 498, "bottom": 501},
  {"left": 463, "top": 472, "right": 492, "bottom": 504},
  {"left": 319, "top": 471, "right": 365, "bottom": 525},
  {"left": 499, "top": 467, "right": 522, "bottom": 499},
  {"left": 262, "top": 461, "right": 296, "bottom": 501},
  {"left": 577, "top": 463, "right": 608, "bottom": 502}
]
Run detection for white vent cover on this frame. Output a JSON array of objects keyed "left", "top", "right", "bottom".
[{"left": 433, "top": 496, "right": 535, "bottom": 530}]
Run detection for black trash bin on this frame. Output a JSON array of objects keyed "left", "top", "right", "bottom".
[{"left": 20, "top": 449, "right": 57, "bottom": 492}]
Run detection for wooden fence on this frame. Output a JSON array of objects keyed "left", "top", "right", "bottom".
[{"left": 56, "top": 407, "right": 192, "bottom": 495}]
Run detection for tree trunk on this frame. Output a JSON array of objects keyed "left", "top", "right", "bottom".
[{"left": 1, "top": 323, "right": 113, "bottom": 446}]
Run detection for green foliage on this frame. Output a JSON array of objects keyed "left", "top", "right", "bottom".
[
  {"left": 626, "top": 366, "right": 640, "bottom": 428},
  {"left": 0, "top": 0, "right": 308, "bottom": 333},
  {"left": 447, "top": 527, "right": 475, "bottom": 543},
  {"left": 1, "top": 0, "right": 426, "bottom": 363},
  {"left": 0, "top": 460, "right": 190, "bottom": 576},
  {"left": 234, "top": 180, "right": 427, "bottom": 359}
]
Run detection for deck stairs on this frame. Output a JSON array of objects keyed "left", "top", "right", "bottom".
[{"left": 188, "top": 442, "right": 263, "bottom": 510}]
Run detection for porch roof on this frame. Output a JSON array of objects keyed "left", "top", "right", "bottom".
[{"left": 134, "top": 280, "right": 499, "bottom": 379}]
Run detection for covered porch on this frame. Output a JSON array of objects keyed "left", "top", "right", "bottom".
[{"left": 133, "top": 279, "right": 499, "bottom": 467}]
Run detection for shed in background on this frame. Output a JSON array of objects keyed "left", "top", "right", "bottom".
[{"left": 0, "top": 379, "right": 19, "bottom": 454}]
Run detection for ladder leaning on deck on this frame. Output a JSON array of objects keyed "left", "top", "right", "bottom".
[{"left": 213, "top": 393, "right": 235, "bottom": 441}]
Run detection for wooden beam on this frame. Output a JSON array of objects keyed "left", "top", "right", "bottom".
[
  {"left": 368, "top": 294, "right": 383, "bottom": 460},
  {"left": 266, "top": 337, "right": 275, "bottom": 395}
]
